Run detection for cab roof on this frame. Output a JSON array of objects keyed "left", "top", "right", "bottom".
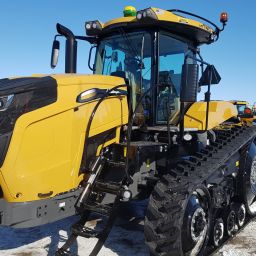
[
  {"left": 230, "top": 100, "right": 249, "bottom": 105},
  {"left": 86, "top": 7, "right": 215, "bottom": 45}
]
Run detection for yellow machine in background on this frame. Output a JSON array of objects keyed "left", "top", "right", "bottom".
[
  {"left": 1, "top": 6, "right": 256, "bottom": 256},
  {"left": 230, "top": 100, "right": 254, "bottom": 125}
]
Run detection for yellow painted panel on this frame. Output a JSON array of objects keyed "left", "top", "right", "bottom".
[
  {"left": 3, "top": 110, "right": 74, "bottom": 200},
  {"left": 0, "top": 74, "right": 128, "bottom": 202},
  {"left": 184, "top": 101, "right": 238, "bottom": 130}
]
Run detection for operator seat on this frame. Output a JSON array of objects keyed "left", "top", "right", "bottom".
[{"left": 158, "top": 71, "right": 180, "bottom": 124}]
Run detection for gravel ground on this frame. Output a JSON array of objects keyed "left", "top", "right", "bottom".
[{"left": 0, "top": 215, "right": 256, "bottom": 256}]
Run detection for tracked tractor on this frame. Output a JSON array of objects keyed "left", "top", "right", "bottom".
[
  {"left": 0, "top": 6, "right": 256, "bottom": 256},
  {"left": 230, "top": 100, "right": 254, "bottom": 125}
]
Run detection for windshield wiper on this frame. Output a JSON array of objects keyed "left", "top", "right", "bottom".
[{"left": 119, "top": 28, "right": 142, "bottom": 63}]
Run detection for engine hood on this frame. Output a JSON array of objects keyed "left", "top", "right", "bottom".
[
  {"left": 49, "top": 74, "right": 125, "bottom": 87},
  {"left": 0, "top": 74, "right": 125, "bottom": 95}
]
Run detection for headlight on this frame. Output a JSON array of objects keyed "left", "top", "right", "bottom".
[
  {"left": 136, "top": 8, "right": 158, "bottom": 21},
  {"left": 85, "top": 20, "right": 103, "bottom": 36}
]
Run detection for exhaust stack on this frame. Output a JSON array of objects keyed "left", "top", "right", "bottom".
[{"left": 56, "top": 23, "right": 77, "bottom": 73}]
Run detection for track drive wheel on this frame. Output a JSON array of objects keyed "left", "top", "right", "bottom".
[{"left": 145, "top": 175, "right": 210, "bottom": 256}]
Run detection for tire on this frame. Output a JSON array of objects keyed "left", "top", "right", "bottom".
[{"left": 144, "top": 174, "right": 211, "bottom": 256}]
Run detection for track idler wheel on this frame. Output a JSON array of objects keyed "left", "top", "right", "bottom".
[
  {"left": 225, "top": 209, "right": 236, "bottom": 237},
  {"left": 211, "top": 218, "right": 224, "bottom": 247}
]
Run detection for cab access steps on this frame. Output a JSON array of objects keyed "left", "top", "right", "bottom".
[{"left": 55, "top": 155, "right": 130, "bottom": 256}]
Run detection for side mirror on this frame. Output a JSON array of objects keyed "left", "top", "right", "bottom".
[
  {"left": 50, "top": 40, "right": 60, "bottom": 69},
  {"left": 180, "top": 64, "right": 199, "bottom": 102},
  {"left": 199, "top": 65, "right": 221, "bottom": 86}
]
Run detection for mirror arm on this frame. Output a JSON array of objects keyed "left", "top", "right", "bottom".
[
  {"left": 202, "top": 66, "right": 213, "bottom": 133},
  {"left": 75, "top": 36, "right": 97, "bottom": 44},
  {"left": 187, "top": 55, "right": 210, "bottom": 66},
  {"left": 88, "top": 45, "right": 97, "bottom": 71},
  {"left": 196, "top": 51, "right": 205, "bottom": 88},
  {"left": 54, "top": 34, "right": 62, "bottom": 40},
  {"left": 204, "top": 85, "right": 211, "bottom": 131},
  {"left": 55, "top": 34, "right": 96, "bottom": 44}
]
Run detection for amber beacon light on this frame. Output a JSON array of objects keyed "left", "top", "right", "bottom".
[{"left": 220, "top": 12, "right": 228, "bottom": 24}]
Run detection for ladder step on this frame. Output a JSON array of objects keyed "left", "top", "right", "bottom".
[
  {"left": 55, "top": 248, "right": 73, "bottom": 256},
  {"left": 94, "top": 181, "right": 121, "bottom": 195},
  {"left": 83, "top": 202, "right": 112, "bottom": 216},
  {"left": 72, "top": 223, "right": 99, "bottom": 238},
  {"left": 107, "top": 160, "right": 126, "bottom": 167}
]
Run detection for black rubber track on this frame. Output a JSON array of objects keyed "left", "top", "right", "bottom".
[{"left": 145, "top": 126, "right": 256, "bottom": 256}]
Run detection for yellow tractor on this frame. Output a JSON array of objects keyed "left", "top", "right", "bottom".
[
  {"left": 230, "top": 100, "right": 254, "bottom": 125},
  {"left": 1, "top": 6, "right": 256, "bottom": 256}
]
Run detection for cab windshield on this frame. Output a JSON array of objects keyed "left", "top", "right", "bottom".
[
  {"left": 236, "top": 104, "right": 246, "bottom": 115},
  {"left": 95, "top": 31, "right": 190, "bottom": 126},
  {"left": 95, "top": 31, "right": 152, "bottom": 116}
]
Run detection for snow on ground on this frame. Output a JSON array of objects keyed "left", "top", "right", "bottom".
[
  {"left": 0, "top": 215, "right": 148, "bottom": 256},
  {"left": 0, "top": 215, "right": 256, "bottom": 256},
  {"left": 216, "top": 221, "right": 256, "bottom": 256}
]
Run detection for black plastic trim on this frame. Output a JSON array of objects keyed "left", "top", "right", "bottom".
[
  {"left": 0, "top": 76, "right": 57, "bottom": 96},
  {"left": 80, "top": 128, "right": 116, "bottom": 172},
  {"left": 0, "top": 188, "right": 83, "bottom": 228},
  {"left": 0, "top": 132, "right": 12, "bottom": 167}
]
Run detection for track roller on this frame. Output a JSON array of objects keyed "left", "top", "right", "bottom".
[
  {"left": 234, "top": 203, "right": 246, "bottom": 228},
  {"left": 225, "top": 209, "right": 236, "bottom": 237},
  {"left": 212, "top": 218, "right": 224, "bottom": 247}
]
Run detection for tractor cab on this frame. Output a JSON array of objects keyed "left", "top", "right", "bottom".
[{"left": 88, "top": 7, "right": 224, "bottom": 127}]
